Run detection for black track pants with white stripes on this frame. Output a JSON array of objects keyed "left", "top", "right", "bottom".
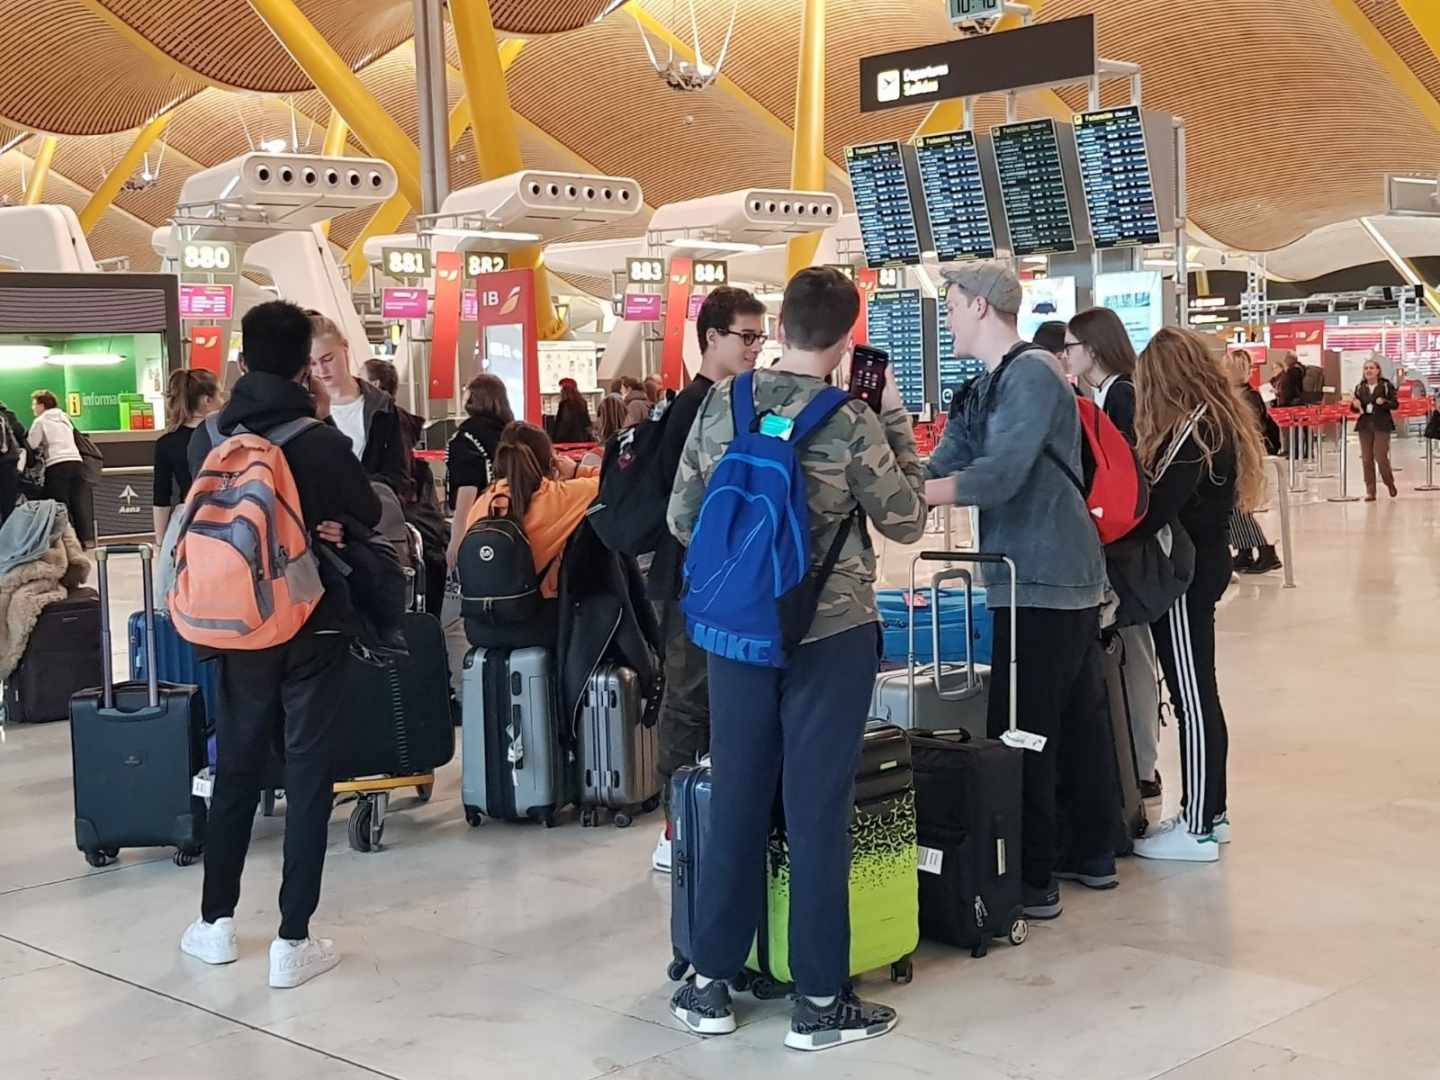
[{"left": 1150, "top": 590, "right": 1228, "bottom": 834}]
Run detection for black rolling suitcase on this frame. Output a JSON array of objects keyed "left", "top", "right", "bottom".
[
  {"left": 1102, "top": 631, "right": 1148, "bottom": 853},
  {"left": 70, "top": 545, "right": 207, "bottom": 868},
  {"left": 4, "top": 588, "right": 104, "bottom": 723}
]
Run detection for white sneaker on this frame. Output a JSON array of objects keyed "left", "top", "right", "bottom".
[
  {"left": 268, "top": 937, "right": 339, "bottom": 989},
  {"left": 652, "top": 831, "right": 673, "bottom": 873},
  {"left": 1212, "top": 813, "right": 1231, "bottom": 844},
  {"left": 1134, "top": 818, "right": 1219, "bottom": 863},
  {"left": 180, "top": 917, "right": 238, "bottom": 965}
]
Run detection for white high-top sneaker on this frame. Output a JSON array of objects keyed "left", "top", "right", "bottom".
[
  {"left": 180, "top": 917, "right": 239, "bottom": 965},
  {"left": 268, "top": 937, "right": 339, "bottom": 989}
]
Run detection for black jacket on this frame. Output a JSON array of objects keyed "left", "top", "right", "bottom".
[
  {"left": 1274, "top": 364, "right": 1306, "bottom": 407},
  {"left": 353, "top": 380, "right": 413, "bottom": 502},
  {"left": 1240, "top": 384, "right": 1281, "bottom": 455},
  {"left": 445, "top": 413, "right": 508, "bottom": 510},
  {"left": 1353, "top": 378, "right": 1398, "bottom": 435},
  {"left": 647, "top": 374, "right": 713, "bottom": 603},
  {"left": 1096, "top": 373, "right": 1137, "bottom": 444},
  {"left": 552, "top": 398, "right": 594, "bottom": 445},
  {"left": 0, "top": 403, "right": 29, "bottom": 464},
  {"left": 187, "top": 371, "right": 383, "bottom": 633}
]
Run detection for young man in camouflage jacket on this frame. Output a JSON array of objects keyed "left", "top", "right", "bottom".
[{"left": 665, "top": 267, "right": 926, "bottom": 1052}]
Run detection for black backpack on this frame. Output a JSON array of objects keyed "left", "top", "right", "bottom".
[
  {"left": 586, "top": 407, "right": 674, "bottom": 557},
  {"left": 457, "top": 507, "right": 549, "bottom": 627}
]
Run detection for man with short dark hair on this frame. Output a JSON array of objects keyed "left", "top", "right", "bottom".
[
  {"left": 179, "top": 300, "right": 382, "bottom": 990},
  {"left": 648, "top": 285, "right": 767, "bottom": 873},
  {"left": 666, "top": 267, "right": 926, "bottom": 1051}
]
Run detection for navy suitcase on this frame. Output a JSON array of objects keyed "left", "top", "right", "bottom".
[
  {"left": 667, "top": 765, "right": 714, "bottom": 982},
  {"left": 129, "top": 608, "right": 222, "bottom": 751},
  {"left": 70, "top": 545, "right": 206, "bottom": 868}
]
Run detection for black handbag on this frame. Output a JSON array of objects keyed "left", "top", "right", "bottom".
[{"left": 1106, "top": 522, "right": 1196, "bottom": 628}]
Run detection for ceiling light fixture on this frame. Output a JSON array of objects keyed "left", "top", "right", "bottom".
[
  {"left": 260, "top": 138, "right": 288, "bottom": 154},
  {"left": 668, "top": 238, "right": 766, "bottom": 253},
  {"left": 0, "top": 344, "right": 51, "bottom": 368},
  {"left": 428, "top": 227, "right": 544, "bottom": 243},
  {"left": 51, "top": 352, "right": 123, "bottom": 366}
]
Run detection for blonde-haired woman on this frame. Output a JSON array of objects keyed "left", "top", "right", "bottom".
[{"left": 1128, "top": 328, "right": 1265, "bottom": 863}]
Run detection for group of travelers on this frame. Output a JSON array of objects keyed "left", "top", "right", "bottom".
[{"left": 0, "top": 390, "right": 98, "bottom": 548}]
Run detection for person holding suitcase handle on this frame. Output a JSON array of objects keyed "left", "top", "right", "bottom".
[{"left": 666, "top": 267, "right": 927, "bottom": 1052}]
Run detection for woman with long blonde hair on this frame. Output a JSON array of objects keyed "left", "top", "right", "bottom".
[{"left": 1128, "top": 328, "right": 1264, "bottom": 864}]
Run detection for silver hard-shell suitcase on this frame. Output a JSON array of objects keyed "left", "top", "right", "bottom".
[
  {"left": 577, "top": 664, "right": 661, "bottom": 828},
  {"left": 461, "top": 646, "right": 569, "bottom": 827},
  {"left": 871, "top": 561, "right": 990, "bottom": 737}
]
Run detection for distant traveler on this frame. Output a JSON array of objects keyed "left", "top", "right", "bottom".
[
  {"left": 1353, "top": 358, "right": 1399, "bottom": 501},
  {"left": 445, "top": 374, "right": 513, "bottom": 570},
  {"left": 1032, "top": 320, "right": 1071, "bottom": 374},
  {"left": 178, "top": 300, "right": 383, "bottom": 988},
  {"left": 153, "top": 369, "right": 220, "bottom": 539},
  {"left": 551, "top": 377, "right": 594, "bottom": 444},
  {"left": 1228, "top": 350, "right": 1282, "bottom": 574},
  {"left": 667, "top": 266, "right": 925, "bottom": 1051},
  {"left": 0, "top": 396, "right": 29, "bottom": 523},
  {"left": 1128, "top": 328, "right": 1265, "bottom": 862},
  {"left": 617, "top": 376, "right": 651, "bottom": 426},
  {"left": 28, "top": 390, "right": 96, "bottom": 548},
  {"left": 649, "top": 285, "right": 766, "bottom": 873},
  {"left": 363, "top": 358, "right": 421, "bottom": 449},
  {"left": 924, "top": 262, "right": 1116, "bottom": 917},
  {"left": 580, "top": 395, "right": 629, "bottom": 470}
]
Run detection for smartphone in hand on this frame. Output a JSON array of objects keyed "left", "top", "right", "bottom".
[{"left": 849, "top": 344, "right": 890, "bottom": 413}]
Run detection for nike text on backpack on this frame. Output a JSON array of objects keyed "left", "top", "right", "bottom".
[
  {"left": 457, "top": 500, "right": 553, "bottom": 627},
  {"left": 586, "top": 403, "right": 673, "bottom": 557},
  {"left": 168, "top": 417, "right": 324, "bottom": 650},
  {"left": 1047, "top": 397, "right": 1148, "bottom": 544},
  {"left": 681, "top": 371, "right": 858, "bottom": 669}
]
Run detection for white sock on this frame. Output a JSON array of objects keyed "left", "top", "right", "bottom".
[
  {"left": 806, "top": 995, "right": 836, "bottom": 1008},
  {"left": 694, "top": 975, "right": 714, "bottom": 990}
]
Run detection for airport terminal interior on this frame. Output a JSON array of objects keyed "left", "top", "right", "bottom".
[{"left": 3, "top": 0, "right": 1440, "bottom": 1077}]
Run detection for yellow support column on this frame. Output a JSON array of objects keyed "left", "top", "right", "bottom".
[
  {"left": 23, "top": 136, "right": 58, "bottom": 205},
  {"left": 787, "top": 0, "right": 827, "bottom": 276},
  {"left": 246, "top": 0, "right": 422, "bottom": 207},
  {"left": 449, "top": 0, "right": 564, "bottom": 338},
  {"left": 318, "top": 110, "right": 349, "bottom": 239},
  {"left": 79, "top": 113, "right": 172, "bottom": 233}
]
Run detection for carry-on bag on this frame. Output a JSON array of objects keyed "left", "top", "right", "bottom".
[
  {"left": 70, "top": 544, "right": 207, "bottom": 868},
  {"left": 460, "top": 646, "right": 570, "bottom": 826},
  {"left": 871, "top": 560, "right": 989, "bottom": 735},
  {"left": 129, "top": 608, "right": 222, "bottom": 737},
  {"left": 909, "top": 550, "right": 1028, "bottom": 957},
  {"left": 877, "top": 584, "right": 993, "bottom": 667},
  {"left": 577, "top": 663, "right": 661, "bottom": 828},
  {"left": 1101, "top": 631, "right": 1149, "bottom": 852},
  {"left": 4, "top": 588, "right": 103, "bottom": 724}
]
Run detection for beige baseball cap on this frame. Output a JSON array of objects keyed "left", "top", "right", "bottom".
[{"left": 940, "top": 261, "right": 1023, "bottom": 316}]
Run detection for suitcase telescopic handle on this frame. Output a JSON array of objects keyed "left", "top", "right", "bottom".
[
  {"left": 909, "top": 550, "right": 1018, "bottom": 734},
  {"left": 94, "top": 544, "right": 157, "bottom": 711},
  {"left": 902, "top": 566, "right": 981, "bottom": 707}
]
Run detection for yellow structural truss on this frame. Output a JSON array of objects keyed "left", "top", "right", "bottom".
[
  {"left": 22, "top": 136, "right": 58, "bottom": 205},
  {"left": 78, "top": 112, "right": 172, "bottom": 234},
  {"left": 788, "top": 0, "right": 827, "bottom": 275}
]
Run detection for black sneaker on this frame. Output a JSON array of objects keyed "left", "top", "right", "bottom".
[
  {"left": 1054, "top": 855, "right": 1119, "bottom": 890},
  {"left": 1245, "top": 547, "right": 1282, "bottom": 574},
  {"left": 784, "top": 987, "right": 897, "bottom": 1052},
  {"left": 1023, "top": 880, "right": 1063, "bottom": 920},
  {"left": 1140, "top": 774, "right": 1163, "bottom": 801},
  {"left": 670, "top": 978, "right": 736, "bottom": 1036}
]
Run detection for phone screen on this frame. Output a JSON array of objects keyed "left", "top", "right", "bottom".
[{"left": 849, "top": 345, "right": 890, "bottom": 412}]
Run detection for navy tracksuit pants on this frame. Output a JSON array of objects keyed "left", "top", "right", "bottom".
[{"left": 690, "top": 624, "right": 880, "bottom": 998}]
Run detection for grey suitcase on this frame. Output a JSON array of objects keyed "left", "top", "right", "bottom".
[
  {"left": 871, "top": 561, "right": 990, "bottom": 737},
  {"left": 577, "top": 664, "right": 661, "bottom": 828},
  {"left": 461, "top": 646, "right": 569, "bottom": 828}
]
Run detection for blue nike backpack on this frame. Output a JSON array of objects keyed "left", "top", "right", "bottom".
[{"left": 681, "top": 371, "right": 859, "bottom": 669}]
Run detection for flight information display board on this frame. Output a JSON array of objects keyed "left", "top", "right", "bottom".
[
  {"left": 992, "top": 119, "right": 1077, "bottom": 256},
  {"left": 866, "top": 289, "right": 928, "bottom": 411},
  {"left": 915, "top": 130, "right": 996, "bottom": 262},
  {"left": 845, "top": 141, "right": 923, "bottom": 267},
  {"left": 936, "top": 313, "right": 988, "bottom": 410},
  {"left": 1073, "top": 106, "right": 1162, "bottom": 249}
]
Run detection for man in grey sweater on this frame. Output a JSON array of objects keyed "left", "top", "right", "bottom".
[{"left": 925, "top": 263, "right": 1121, "bottom": 919}]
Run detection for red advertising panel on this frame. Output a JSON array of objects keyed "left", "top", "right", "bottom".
[
  {"left": 428, "top": 251, "right": 463, "bottom": 400},
  {"left": 189, "top": 326, "right": 225, "bottom": 374},
  {"left": 1269, "top": 320, "right": 1324, "bottom": 353},
  {"left": 472, "top": 268, "right": 540, "bottom": 425},
  {"left": 660, "top": 256, "right": 693, "bottom": 391}
]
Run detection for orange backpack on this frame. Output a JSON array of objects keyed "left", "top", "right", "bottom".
[{"left": 169, "top": 417, "right": 324, "bottom": 650}]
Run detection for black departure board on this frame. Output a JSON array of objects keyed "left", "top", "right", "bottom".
[
  {"left": 867, "top": 289, "right": 927, "bottom": 412},
  {"left": 992, "top": 119, "right": 1076, "bottom": 256},
  {"left": 1073, "top": 106, "right": 1162, "bottom": 249},
  {"left": 915, "top": 130, "right": 996, "bottom": 262},
  {"left": 845, "top": 141, "right": 923, "bottom": 267}
]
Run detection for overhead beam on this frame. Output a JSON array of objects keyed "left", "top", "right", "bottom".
[
  {"left": 78, "top": 111, "right": 173, "bottom": 233},
  {"left": 1398, "top": 0, "right": 1440, "bottom": 66},
  {"left": 23, "top": 136, "right": 58, "bottom": 205},
  {"left": 1358, "top": 217, "right": 1440, "bottom": 318},
  {"left": 1330, "top": 0, "right": 1440, "bottom": 130}
]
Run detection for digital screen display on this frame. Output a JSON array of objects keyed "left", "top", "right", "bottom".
[
  {"left": 915, "top": 130, "right": 996, "bottom": 262},
  {"left": 1073, "top": 106, "right": 1162, "bottom": 249},
  {"left": 845, "top": 141, "right": 923, "bottom": 268},
  {"left": 1094, "top": 270, "right": 1164, "bottom": 352},
  {"left": 866, "top": 289, "right": 927, "bottom": 412},
  {"left": 992, "top": 119, "right": 1077, "bottom": 256}
]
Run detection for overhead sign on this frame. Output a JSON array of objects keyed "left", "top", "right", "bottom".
[
  {"left": 464, "top": 251, "right": 508, "bottom": 278},
  {"left": 188, "top": 326, "right": 226, "bottom": 374},
  {"left": 381, "top": 287, "right": 429, "bottom": 320},
  {"left": 623, "top": 293, "right": 663, "bottom": 321},
  {"left": 693, "top": 260, "right": 728, "bottom": 286},
  {"left": 626, "top": 257, "right": 666, "bottom": 285},
  {"left": 178, "top": 283, "right": 234, "bottom": 319},
  {"left": 687, "top": 293, "right": 706, "bottom": 320},
  {"left": 948, "top": 0, "right": 1003, "bottom": 20},
  {"left": 382, "top": 247, "right": 431, "bottom": 278},
  {"left": 915, "top": 130, "right": 996, "bottom": 262},
  {"left": 993, "top": 118, "right": 1077, "bottom": 256},
  {"left": 845, "top": 141, "right": 923, "bottom": 268},
  {"left": 461, "top": 289, "right": 479, "bottom": 321},
  {"left": 1073, "top": 106, "right": 1162, "bottom": 249},
  {"left": 860, "top": 15, "right": 1096, "bottom": 113},
  {"left": 180, "top": 240, "right": 236, "bottom": 274},
  {"left": 661, "top": 256, "right": 694, "bottom": 389}
]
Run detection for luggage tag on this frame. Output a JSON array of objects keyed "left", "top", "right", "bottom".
[
  {"left": 758, "top": 413, "right": 795, "bottom": 441},
  {"left": 1001, "top": 730, "right": 1048, "bottom": 753},
  {"left": 192, "top": 768, "right": 215, "bottom": 799},
  {"left": 917, "top": 846, "right": 944, "bottom": 875}
]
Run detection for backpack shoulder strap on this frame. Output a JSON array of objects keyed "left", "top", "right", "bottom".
[
  {"left": 790, "top": 386, "right": 852, "bottom": 447},
  {"left": 729, "top": 370, "right": 757, "bottom": 433},
  {"left": 266, "top": 417, "right": 322, "bottom": 448}
]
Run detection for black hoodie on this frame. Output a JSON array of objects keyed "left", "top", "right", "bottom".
[{"left": 187, "top": 371, "right": 383, "bottom": 633}]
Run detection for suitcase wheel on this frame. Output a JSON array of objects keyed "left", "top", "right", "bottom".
[
  {"left": 347, "top": 797, "right": 384, "bottom": 853},
  {"left": 890, "top": 957, "right": 914, "bottom": 985},
  {"left": 415, "top": 784, "right": 433, "bottom": 803},
  {"left": 642, "top": 794, "right": 660, "bottom": 814},
  {"left": 173, "top": 848, "right": 201, "bottom": 868},
  {"left": 84, "top": 849, "right": 113, "bottom": 869},
  {"left": 464, "top": 805, "right": 483, "bottom": 828},
  {"left": 667, "top": 953, "right": 690, "bottom": 982},
  {"left": 542, "top": 814, "right": 556, "bottom": 829},
  {"left": 580, "top": 807, "right": 599, "bottom": 828},
  {"left": 748, "top": 974, "right": 790, "bottom": 1000},
  {"left": 613, "top": 811, "right": 633, "bottom": 829},
  {"left": 1008, "top": 917, "right": 1029, "bottom": 948}
]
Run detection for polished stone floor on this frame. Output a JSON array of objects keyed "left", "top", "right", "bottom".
[{"left": 2, "top": 440, "right": 1438, "bottom": 1079}]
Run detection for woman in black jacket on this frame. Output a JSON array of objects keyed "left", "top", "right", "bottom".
[
  {"left": 551, "top": 378, "right": 594, "bottom": 444},
  {"left": 1066, "top": 307, "right": 1137, "bottom": 439},
  {"left": 1352, "top": 359, "right": 1398, "bottom": 500},
  {"left": 445, "top": 373, "right": 513, "bottom": 569}
]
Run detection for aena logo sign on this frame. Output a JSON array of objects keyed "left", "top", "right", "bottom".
[{"left": 118, "top": 485, "right": 141, "bottom": 515}]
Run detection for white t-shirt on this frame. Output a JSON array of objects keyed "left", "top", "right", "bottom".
[{"left": 330, "top": 395, "right": 367, "bottom": 460}]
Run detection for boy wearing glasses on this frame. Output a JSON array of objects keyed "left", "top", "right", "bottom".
[{"left": 648, "top": 286, "right": 769, "bottom": 873}]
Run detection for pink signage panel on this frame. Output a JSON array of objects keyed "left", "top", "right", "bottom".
[
  {"left": 381, "top": 287, "right": 430, "bottom": 320},
  {"left": 624, "top": 292, "right": 663, "bottom": 322},
  {"left": 178, "top": 283, "right": 234, "bottom": 320}
]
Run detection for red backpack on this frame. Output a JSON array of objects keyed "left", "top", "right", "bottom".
[{"left": 1046, "top": 398, "right": 1148, "bottom": 544}]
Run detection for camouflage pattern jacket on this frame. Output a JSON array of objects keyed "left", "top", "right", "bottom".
[{"left": 667, "top": 369, "right": 927, "bottom": 645}]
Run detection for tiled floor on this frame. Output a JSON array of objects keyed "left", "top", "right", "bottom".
[{"left": 3, "top": 440, "right": 1439, "bottom": 1079}]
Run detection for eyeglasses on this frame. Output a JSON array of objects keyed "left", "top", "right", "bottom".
[
  {"left": 716, "top": 328, "right": 768, "bottom": 348},
  {"left": 1060, "top": 341, "right": 1084, "bottom": 353}
]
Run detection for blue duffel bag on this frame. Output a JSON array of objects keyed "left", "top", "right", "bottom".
[{"left": 877, "top": 587, "right": 993, "bottom": 667}]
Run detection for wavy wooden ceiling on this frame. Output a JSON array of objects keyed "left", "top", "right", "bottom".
[{"left": 3, "top": 0, "right": 1440, "bottom": 269}]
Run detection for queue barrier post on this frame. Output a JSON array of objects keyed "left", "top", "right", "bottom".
[
  {"left": 1311, "top": 421, "right": 1335, "bottom": 479},
  {"left": 1326, "top": 414, "right": 1360, "bottom": 504},
  {"left": 1269, "top": 457, "right": 1296, "bottom": 589},
  {"left": 1418, "top": 436, "right": 1440, "bottom": 492}
]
